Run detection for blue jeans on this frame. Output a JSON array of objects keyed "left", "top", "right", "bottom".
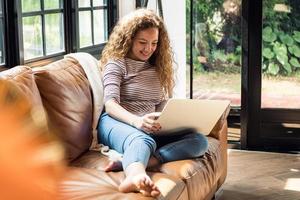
[{"left": 97, "top": 113, "right": 208, "bottom": 170}]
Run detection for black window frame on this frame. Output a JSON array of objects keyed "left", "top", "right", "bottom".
[
  {"left": 1, "top": 0, "right": 118, "bottom": 68},
  {"left": 76, "top": 0, "right": 108, "bottom": 53},
  {"left": 0, "top": 0, "right": 5, "bottom": 66}
]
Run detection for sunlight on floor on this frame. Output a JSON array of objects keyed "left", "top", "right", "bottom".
[
  {"left": 284, "top": 178, "right": 300, "bottom": 192},
  {"left": 227, "top": 148, "right": 233, "bottom": 155}
]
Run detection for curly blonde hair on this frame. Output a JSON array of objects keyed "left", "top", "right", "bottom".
[{"left": 100, "top": 8, "right": 174, "bottom": 97}]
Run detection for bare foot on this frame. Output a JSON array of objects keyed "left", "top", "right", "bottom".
[
  {"left": 119, "top": 173, "right": 160, "bottom": 197},
  {"left": 103, "top": 160, "right": 123, "bottom": 172}
]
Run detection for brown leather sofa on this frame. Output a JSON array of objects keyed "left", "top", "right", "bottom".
[{"left": 0, "top": 55, "right": 230, "bottom": 200}]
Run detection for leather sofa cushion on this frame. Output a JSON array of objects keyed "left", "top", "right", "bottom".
[
  {"left": 0, "top": 66, "right": 45, "bottom": 116},
  {"left": 33, "top": 59, "right": 93, "bottom": 161},
  {"left": 70, "top": 152, "right": 189, "bottom": 199},
  {"left": 0, "top": 79, "right": 65, "bottom": 200},
  {"left": 59, "top": 167, "right": 188, "bottom": 200}
]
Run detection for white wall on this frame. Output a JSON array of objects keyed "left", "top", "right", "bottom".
[
  {"left": 118, "top": 0, "right": 136, "bottom": 17},
  {"left": 118, "top": 0, "right": 186, "bottom": 98}
]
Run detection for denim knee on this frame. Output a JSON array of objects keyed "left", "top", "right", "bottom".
[
  {"left": 127, "top": 133, "right": 157, "bottom": 153},
  {"left": 191, "top": 133, "right": 209, "bottom": 157},
  {"left": 122, "top": 133, "right": 157, "bottom": 169},
  {"left": 154, "top": 133, "right": 208, "bottom": 163}
]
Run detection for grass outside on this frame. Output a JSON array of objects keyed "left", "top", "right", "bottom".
[{"left": 188, "top": 70, "right": 300, "bottom": 108}]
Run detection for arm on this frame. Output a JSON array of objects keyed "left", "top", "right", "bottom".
[
  {"left": 105, "top": 99, "right": 139, "bottom": 127},
  {"left": 102, "top": 62, "right": 137, "bottom": 125}
]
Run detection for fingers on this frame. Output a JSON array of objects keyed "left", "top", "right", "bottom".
[
  {"left": 137, "top": 112, "right": 162, "bottom": 133},
  {"left": 141, "top": 120, "right": 161, "bottom": 133},
  {"left": 144, "top": 113, "right": 161, "bottom": 127},
  {"left": 146, "top": 112, "right": 161, "bottom": 120},
  {"left": 143, "top": 117, "right": 160, "bottom": 128}
]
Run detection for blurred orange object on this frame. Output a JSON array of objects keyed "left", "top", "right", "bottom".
[{"left": 0, "top": 79, "right": 65, "bottom": 200}]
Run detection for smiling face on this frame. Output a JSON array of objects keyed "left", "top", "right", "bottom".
[{"left": 128, "top": 27, "right": 159, "bottom": 61}]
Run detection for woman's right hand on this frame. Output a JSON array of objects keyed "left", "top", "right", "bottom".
[{"left": 132, "top": 112, "right": 161, "bottom": 134}]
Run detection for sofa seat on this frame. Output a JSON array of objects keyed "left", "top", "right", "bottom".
[
  {"left": 59, "top": 166, "right": 188, "bottom": 200},
  {"left": 68, "top": 133, "right": 225, "bottom": 200},
  {"left": 68, "top": 151, "right": 188, "bottom": 199}
]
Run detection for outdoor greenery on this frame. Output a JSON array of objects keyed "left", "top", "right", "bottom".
[
  {"left": 20, "top": 0, "right": 107, "bottom": 59},
  {"left": 187, "top": 0, "right": 300, "bottom": 76},
  {"left": 262, "top": 0, "right": 300, "bottom": 76}
]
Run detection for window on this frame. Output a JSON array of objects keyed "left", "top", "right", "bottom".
[
  {"left": 187, "top": 0, "right": 242, "bottom": 107},
  {"left": 21, "top": 0, "right": 65, "bottom": 61},
  {"left": 77, "top": 0, "right": 108, "bottom": 48},
  {"left": 0, "top": 0, "right": 4, "bottom": 65},
  {"left": 0, "top": 0, "right": 117, "bottom": 67}
]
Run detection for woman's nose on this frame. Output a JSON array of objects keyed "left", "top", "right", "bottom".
[{"left": 144, "top": 43, "right": 151, "bottom": 52}]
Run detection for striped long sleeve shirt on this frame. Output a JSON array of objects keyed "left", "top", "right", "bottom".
[{"left": 103, "top": 58, "right": 165, "bottom": 116}]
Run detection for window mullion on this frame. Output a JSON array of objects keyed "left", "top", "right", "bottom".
[
  {"left": 64, "top": 0, "right": 75, "bottom": 53},
  {"left": 4, "top": 0, "right": 21, "bottom": 67},
  {"left": 91, "top": 1, "right": 94, "bottom": 45},
  {"left": 75, "top": 0, "right": 79, "bottom": 51},
  {"left": 41, "top": 0, "right": 46, "bottom": 56}
]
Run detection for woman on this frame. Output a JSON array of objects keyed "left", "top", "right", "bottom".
[{"left": 98, "top": 9, "right": 208, "bottom": 197}]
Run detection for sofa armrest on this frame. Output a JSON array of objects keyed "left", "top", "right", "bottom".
[
  {"left": 208, "top": 104, "right": 230, "bottom": 189},
  {"left": 208, "top": 104, "right": 230, "bottom": 140}
]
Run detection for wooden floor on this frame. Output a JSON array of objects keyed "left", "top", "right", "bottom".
[{"left": 218, "top": 149, "right": 300, "bottom": 200}]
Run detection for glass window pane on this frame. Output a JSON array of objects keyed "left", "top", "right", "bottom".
[
  {"left": 79, "top": 0, "right": 91, "bottom": 8},
  {"left": 23, "top": 16, "right": 43, "bottom": 60},
  {"left": 79, "top": 11, "right": 92, "bottom": 47},
  {"left": 44, "top": 0, "right": 60, "bottom": 10},
  {"left": 21, "top": 0, "right": 41, "bottom": 12},
  {"left": 94, "top": 9, "right": 107, "bottom": 44},
  {"left": 188, "top": 0, "right": 242, "bottom": 107},
  {"left": 93, "top": 0, "right": 107, "bottom": 6},
  {"left": 262, "top": 0, "right": 300, "bottom": 109},
  {"left": 45, "top": 13, "right": 64, "bottom": 55}
]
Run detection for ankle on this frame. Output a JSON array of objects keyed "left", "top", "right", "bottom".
[{"left": 125, "top": 162, "right": 146, "bottom": 177}]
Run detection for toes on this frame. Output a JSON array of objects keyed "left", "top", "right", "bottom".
[
  {"left": 138, "top": 176, "right": 147, "bottom": 188},
  {"left": 140, "top": 189, "right": 152, "bottom": 197},
  {"left": 119, "top": 174, "right": 160, "bottom": 198},
  {"left": 144, "top": 178, "right": 150, "bottom": 184},
  {"left": 151, "top": 190, "right": 161, "bottom": 198}
]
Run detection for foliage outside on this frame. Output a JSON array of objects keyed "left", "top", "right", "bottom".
[{"left": 187, "top": 0, "right": 300, "bottom": 76}]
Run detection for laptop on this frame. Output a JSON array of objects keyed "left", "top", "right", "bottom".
[{"left": 156, "top": 99, "right": 230, "bottom": 135}]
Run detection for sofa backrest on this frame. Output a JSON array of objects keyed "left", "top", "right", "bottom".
[
  {"left": 0, "top": 66, "right": 45, "bottom": 111},
  {"left": 33, "top": 58, "right": 93, "bottom": 161},
  {"left": 0, "top": 78, "right": 65, "bottom": 200}
]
